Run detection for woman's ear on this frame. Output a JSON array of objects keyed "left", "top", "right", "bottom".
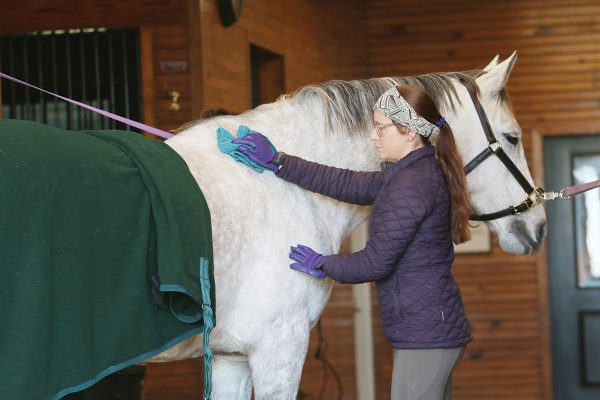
[{"left": 403, "top": 128, "right": 417, "bottom": 142}]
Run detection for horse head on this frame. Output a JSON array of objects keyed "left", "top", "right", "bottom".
[{"left": 443, "top": 52, "right": 547, "bottom": 254}]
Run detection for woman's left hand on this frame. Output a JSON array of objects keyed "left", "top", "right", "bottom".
[{"left": 289, "top": 244, "right": 328, "bottom": 278}]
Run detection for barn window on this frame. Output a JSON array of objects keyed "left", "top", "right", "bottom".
[{"left": 0, "top": 27, "right": 142, "bottom": 132}]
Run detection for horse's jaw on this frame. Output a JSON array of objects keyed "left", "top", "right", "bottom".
[{"left": 487, "top": 206, "right": 547, "bottom": 255}]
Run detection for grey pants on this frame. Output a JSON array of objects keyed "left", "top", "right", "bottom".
[{"left": 391, "top": 347, "right": 465, "bottom": 400}]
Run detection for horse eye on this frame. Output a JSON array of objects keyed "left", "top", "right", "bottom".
[{"left": 503, "top": 133, "right": 520, "bottom": 145}]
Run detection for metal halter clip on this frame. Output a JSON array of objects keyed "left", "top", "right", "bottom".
[
  {"left": 539, "top": 188, "right": 569, "bottom": 201},
  {"left": 540, "top": 191, "right": 560, "bottom": 201}
]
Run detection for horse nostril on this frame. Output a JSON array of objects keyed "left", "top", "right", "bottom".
[{"left": 537, "top": 222, "right": 547, "bottom": 243}]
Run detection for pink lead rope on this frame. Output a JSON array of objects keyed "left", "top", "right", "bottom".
[{"left": 0, "top": 71, "right": 174, "bottom": 140}]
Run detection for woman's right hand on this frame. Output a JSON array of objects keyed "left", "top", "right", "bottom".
[
  {"left": 217, "top": 125, "right": 282, "bottom": 173},
  {"left": 233, "top": 130, "right": 280, "bottom": 173}
]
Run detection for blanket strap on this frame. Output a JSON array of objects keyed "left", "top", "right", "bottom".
[{"left": 199, "top": 258, "right": 214, "bottom": 400}]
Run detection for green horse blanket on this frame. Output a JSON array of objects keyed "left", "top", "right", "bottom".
[{"left": 0, "top": 120, "right": 215, "bottom": 399}]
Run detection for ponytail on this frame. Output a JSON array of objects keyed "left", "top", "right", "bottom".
[
  {"left": 395, "top": 85, "right": 471, "bottom": 244},
  {"left": 432, "top": 124, "right": 471, "bottom": 244}
]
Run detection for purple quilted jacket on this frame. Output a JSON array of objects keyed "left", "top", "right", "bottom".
[{"left": 277, "top": 146, "right": 472, "bottom": 349}]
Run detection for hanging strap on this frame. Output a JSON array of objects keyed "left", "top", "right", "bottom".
[
  {"left": 0, "top": 71, "right": 174, "bottom": 140},
  {"left": 199, "top": 257, "right": 214, "bottom": 400}
]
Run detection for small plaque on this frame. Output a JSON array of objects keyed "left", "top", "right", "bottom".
[
  {"left": 160, "top": 61, "right": 187, "bottom": 73},
  {"left": 454, "top": 223, "right": 491, "bottom": 254}
]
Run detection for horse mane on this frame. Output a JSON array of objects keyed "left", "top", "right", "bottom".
[
  {"left": 285, "top": 70, "right": 504, "bottom": 135},
  {"left": 175, "top": 69, "right": 514, "bottom": 136}
]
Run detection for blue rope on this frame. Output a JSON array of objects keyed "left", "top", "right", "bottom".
[{"left": 199, "top": 258, "right": 214, "bottom": 400}]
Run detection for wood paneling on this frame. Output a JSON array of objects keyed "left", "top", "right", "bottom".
[
  {"left": 146, "top": 22, "right": 196, "bottom": 133},
  {"left": 0, "top": 0, "right": 187, "bottom": 34},
  {"left": 142, "top": 360, "right": 203, "bottom": 400}
]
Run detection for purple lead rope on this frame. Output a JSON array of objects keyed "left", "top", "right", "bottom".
[
  {"left": 563, "top": 179, "right": 600, "bottom": 198},
  {"left": 0, "top": 71, "right": 174, "bottom": 140}
]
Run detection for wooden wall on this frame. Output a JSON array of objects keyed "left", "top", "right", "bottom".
[{"left": 365, "top": 0, "right": 600, "bottom": 399}]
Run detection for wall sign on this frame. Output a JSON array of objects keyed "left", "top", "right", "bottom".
[{"left": 160, "top": 61, "right": 187, "bottom": 73}]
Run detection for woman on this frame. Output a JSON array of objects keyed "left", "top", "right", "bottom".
[{"left": 227, "top": 85, "right": 472, "bottom": 400}]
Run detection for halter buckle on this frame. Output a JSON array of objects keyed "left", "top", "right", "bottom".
[
  {"left": 528, "top": 187, "right": 545, "bottom": 206},
  {"left": 514, "top": 187, "right": 545, "bottom": 215}
]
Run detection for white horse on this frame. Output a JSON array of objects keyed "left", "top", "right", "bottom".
[{"left": 149, "top": 53, "right": 547, "bottom": 399}]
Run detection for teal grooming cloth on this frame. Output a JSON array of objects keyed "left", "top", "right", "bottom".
[{"left": 217, "top": 125, "right": 276, "bottom": 173}]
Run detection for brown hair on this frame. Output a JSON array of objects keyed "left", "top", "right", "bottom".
[{"left": 395, "top": 85, "right": 471, "bottom": 244}]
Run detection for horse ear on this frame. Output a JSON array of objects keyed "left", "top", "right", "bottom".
[
  {"left": 477, "top": 51, "right": 518, "bottom": 94},
  {"left": 482, "top": 54, "right": 500, "bottom": 72}
]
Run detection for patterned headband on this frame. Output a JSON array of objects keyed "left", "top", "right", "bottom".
[{"left": 373, "top": 87, "right": 439, "bottom": 138}]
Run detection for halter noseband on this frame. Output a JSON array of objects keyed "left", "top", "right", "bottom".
[{"left": 461, "top": 82, "right": 544, "bottom": 221}]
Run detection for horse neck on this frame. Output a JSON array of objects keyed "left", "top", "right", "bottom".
[
  {"left": 242, "top": 98, "right": 379, "bottom": 237},
  {"left": 244, "top": 99, "right": 380, "bottom": 171}
]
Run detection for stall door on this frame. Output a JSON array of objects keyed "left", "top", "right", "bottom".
[
  {"left": 544, "top": 135, "right": 600, "bottom": 400},
  {"left": 0, "top": 27, "right": 142, "bottom": 131}
]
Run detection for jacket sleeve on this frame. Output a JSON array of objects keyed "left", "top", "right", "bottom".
[
  {"left": 276, "top": 154, "right": 384, "bottom": 205},
  {"left": 322, "top": 178, "right": 430, "bottom": 283}
]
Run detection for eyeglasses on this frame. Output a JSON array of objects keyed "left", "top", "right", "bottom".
[{"left": 373, "top": 122, "right": 396, "bottom": 138}]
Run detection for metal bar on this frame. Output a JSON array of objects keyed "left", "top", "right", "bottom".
[
  {"left": 108, "top": 30, "right": 116, "bottom": 129},
  {"left": 51, "top": 33, "right": 59, "bottom": 127},
  {"left": 94, "top": 30, "right": 101, "bottom": 129},
  {"left": 80, "top": 31, "right": 87, "bottom": 129},
  {"left": 121, "top": 30, "right": 131, "bottom": 130},
  {"left": 0, "top": 38, "right": 3, "bottom": 119},
  {"left": 134, "top": 28, "right": 142, "bottom": 129},
  {"left": 0, "top": 36, "right": 6, "bottom": 120},
  {"left": 66, "top": 33, "right": 72, "bottom": 129},
  {"left": 8, "top": 36, "right": 17, "bottom": 119},
  {"left": 37, "top": 33, "right": 47, "bottom": 123},
  {"left": 22, "top": 35, "right": 31, "bottom": 120}
]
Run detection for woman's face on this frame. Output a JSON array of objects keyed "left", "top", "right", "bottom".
[{"left": 370, "top": 112, "right": 419, "bottom": 162}]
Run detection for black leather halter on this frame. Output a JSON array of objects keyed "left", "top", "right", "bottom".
[{"left": 461, "top": 83, "right": 544, "bottom": 221}]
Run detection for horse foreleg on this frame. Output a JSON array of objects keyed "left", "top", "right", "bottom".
[
  {"left": 211, "top": 353, "right": 253, "bottom": 400},
  {"left": 248, "top": 323, "right": 310, "bottom": 400}
]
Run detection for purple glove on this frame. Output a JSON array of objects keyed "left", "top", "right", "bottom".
[
  {"left": 289, "top": 244, "right": 328, "bottom": 279},
  {"left": 233, "top": 131, "right": 279, "bottom": 173}
]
